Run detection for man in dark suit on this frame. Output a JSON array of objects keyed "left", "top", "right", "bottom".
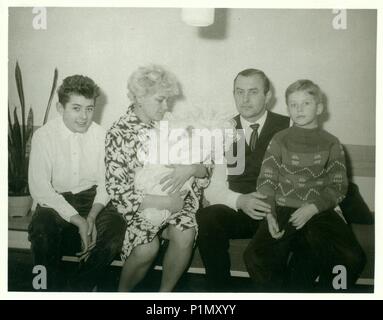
[{"left": 196, "top": 68, "right": 291, "bottom": 291}]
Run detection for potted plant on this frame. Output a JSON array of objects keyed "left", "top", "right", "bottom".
[{"left": 8, "top": 62, "right": 58, "bottom": 217}]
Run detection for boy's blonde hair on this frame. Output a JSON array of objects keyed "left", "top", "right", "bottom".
[{"left": 285, "top": 79, "right": 323, "bottom": 104}]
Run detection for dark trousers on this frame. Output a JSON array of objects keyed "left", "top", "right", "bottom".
[
  {"left": 243, "top": 207, "right": 366, "bottom": 292},
  {"left": 196, "top": 204, "right": 261, "bottom": 291},
  {"left": 28, "top": 187, "right": 127, "bottom": 291}
]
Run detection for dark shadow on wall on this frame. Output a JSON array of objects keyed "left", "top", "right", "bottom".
[
  {"left": 198, "top": 8, "right": 228, "bottom": 40},
  {"left": 266, "top": 81, "right": 277, "bottom": 112},
  {"left": 319, "top": 92, "right": 329, "bottom": 124},
  {"left": 340, "top": 145, "right": 375, "bottom": 224},
  {"left": 343, "top": 145, "right": 354, "bottom": 179},
  {"left": 93, "top": 89, "right": 108, "bottom": 124}
]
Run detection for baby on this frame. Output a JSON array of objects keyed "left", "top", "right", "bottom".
[{"left": 135, "top": 108, "right": 236, "bottom": 226}]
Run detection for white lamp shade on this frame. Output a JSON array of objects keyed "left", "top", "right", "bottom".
[{"left": 181, "top": 8, "right": 215, "bottom": 27}]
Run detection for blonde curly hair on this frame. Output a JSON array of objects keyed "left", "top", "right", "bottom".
[{"left": 127, "top": 64, "right": 180, "bottom": 102}]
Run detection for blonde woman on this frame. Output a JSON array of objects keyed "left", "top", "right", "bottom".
[{"left": 105, "top": 65, "right": 208, "bottom": 291}]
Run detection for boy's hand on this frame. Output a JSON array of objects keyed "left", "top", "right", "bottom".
[
  {"left": 86, "top": 216, "right": 97, "bottom": 248},
  {"left": 289, "top": 204, "right": 319, "bottom": 230},
  {"left": 76, "top": 216, "right": 97, "bottom": 263},
  {"left": 70, "top": 214, "right": 91, "bottom": 260},
  {"left": 266, "top": 214, "right": 285, "bottom": 239}
]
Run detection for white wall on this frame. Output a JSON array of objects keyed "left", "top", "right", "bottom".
[{"left": 8, "top": 8, "right": 376, "bottom": 208}]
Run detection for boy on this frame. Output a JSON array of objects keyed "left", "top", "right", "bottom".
[
  {"left": 28, "top": 75, "right": 126, "bottom": 291},
  {"left": 243, "top": 79, "right": 365, "bottom": 291}
]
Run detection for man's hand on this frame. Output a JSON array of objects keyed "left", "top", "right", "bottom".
[
  {"left": 70, "top": 214, "right": 90, "bottom": 260},
  {"left": 266, "top": 214, "right": 285, "bottom": 239},
  {"left": 289, "top": 204, "right": 319, "bottom": 230},
  {"left": 160, "top": 164, "right": 195, "bottom": 193},
  {"left": 236, "top": 192, "right": 271, "bottom": 220}
]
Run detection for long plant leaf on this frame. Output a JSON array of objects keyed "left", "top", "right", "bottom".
[
  {"left": 25, "top": 107, "right": 34, "bottom": 168},
  {"left": 25, "top": 107, "right": 34, "bottom": 140},
  {"left": 8, "top": 137, "right": 17, "bottom": 179},
  {"left": 15, "top": 62, "right": 26, "bottom": 155},
  {"left": 12, "top": 107, "right": 22, "bottom": 177},
  {"left": 8, "top": 106, "right": 15, "bottom": 178},
  {"left": 8, "top": 134, "right": 13, "bottom": 150},
  {"left": 43, "top": 68, "right": 58, "bottom": 125},
  {"left": 8, "top": 104, "right": 14, "bottom": 145}
]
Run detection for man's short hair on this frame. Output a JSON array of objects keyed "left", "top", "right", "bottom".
[
  {"left": 233, "top": 69, "right": 270, "bottom": 94},
  {"left": 285, "top": 79, "right": 323, "bottom": 104},
  {"left": 57, "top": 75, "right": 100, "bottom": 105}
]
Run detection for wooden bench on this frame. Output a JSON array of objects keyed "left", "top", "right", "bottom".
[
  {"left": 7, "top": 213, "right": 375, "bottom": 286},
  {"left": 8, "top": 143, "right": 375, "bottom": 286}
]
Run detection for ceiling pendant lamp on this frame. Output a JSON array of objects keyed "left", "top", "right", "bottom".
[{"left": 181, "top": 8, "right": 215, "bottom": 27}]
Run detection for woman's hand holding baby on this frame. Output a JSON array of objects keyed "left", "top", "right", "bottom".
[
  {"left": 160, "top": 164, "right": 194, "bottom": 193},
  {"left": 160, "top": 164, "right": 206, "bottom": 193}
]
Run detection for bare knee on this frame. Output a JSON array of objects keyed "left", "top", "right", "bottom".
[
  {"left": 167, "top": 226, "right": 196, "bottom": 249},
  {"left": 130, "top": 238, "right": 160, "bottom": 264}
]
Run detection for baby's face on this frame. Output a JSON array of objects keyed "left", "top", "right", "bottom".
[
  {"left": 168, "top": 128, "right": 193, "bottom": 164},
  {"left": 168, "top": 127, "right": 192, "bottom": 144},
  {"left": 145, "top": 125, "right": 227, "bottom": 166}
]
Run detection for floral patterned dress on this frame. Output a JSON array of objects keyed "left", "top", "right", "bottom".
[{"left": 105, "top": 105, "right": 209, "bottom": 260}]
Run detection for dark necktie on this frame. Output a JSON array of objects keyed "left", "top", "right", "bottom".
[{"left": 249, "top": 123, "right": 260, "bottom": 152}]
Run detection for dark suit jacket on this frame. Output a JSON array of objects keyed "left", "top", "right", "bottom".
[{"left": 227, "top": 111, "right": 290, "bottom": 194}]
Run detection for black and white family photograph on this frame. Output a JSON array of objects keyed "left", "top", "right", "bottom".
[{"left": 5, "top": 3, "right": 379, "bottom": 296}]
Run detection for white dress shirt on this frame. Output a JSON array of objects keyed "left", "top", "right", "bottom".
[
  {"left": 29, "top": 117, "right": 109, "bottom": 222},
  {"left": 204, "top": 111, "right": 268, "bottom": 210},
  {"left": 239, "top": 111, "right": 267, "bottom": 145}
]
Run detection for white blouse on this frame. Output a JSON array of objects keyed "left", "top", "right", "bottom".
[{"left": 28, "top": 117, "right": 109, "bottom": 222}]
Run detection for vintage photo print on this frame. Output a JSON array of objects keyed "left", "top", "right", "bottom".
[{"left": 2, "top": 0, "right": 381, "bottom": 300}]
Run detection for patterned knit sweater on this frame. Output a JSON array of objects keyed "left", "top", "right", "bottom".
[{"left": 256, "top": 126, "right": 348, "bottom": 213}]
